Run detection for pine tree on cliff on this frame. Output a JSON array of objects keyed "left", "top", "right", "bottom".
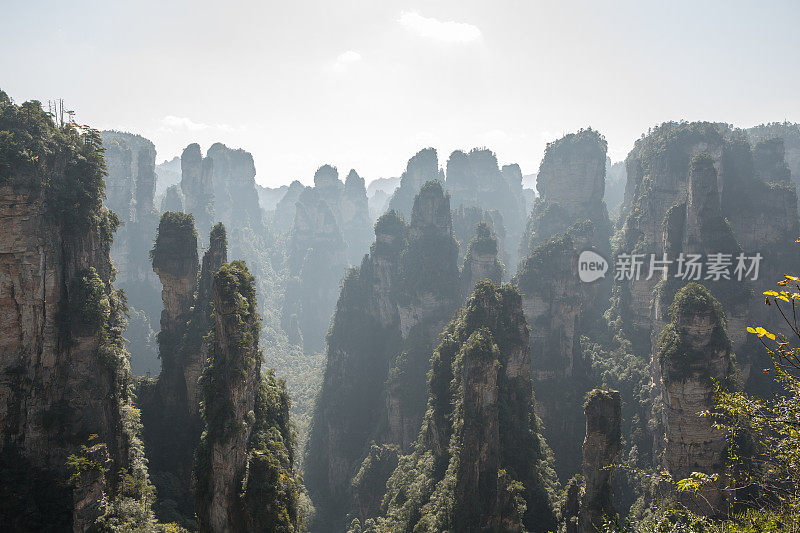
[
  {"left": 376, "top": 281, "right": 558, "bottom": 532},
  {"left": 194, "top": 260, "right": 303, "bottom": 532}
]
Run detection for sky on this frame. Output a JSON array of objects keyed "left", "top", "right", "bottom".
[{"left": 1, "top": 1, "right": 799, "bottom": 187}]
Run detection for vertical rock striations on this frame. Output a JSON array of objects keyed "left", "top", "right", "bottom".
[
  {"left": 206, "top": 142, "right": 263, "bottom": 231},
  {"left": 100, "top": 130, "right": 162, "bottom": 373},
  {"left": 513, "top": 229, "right": 599, "bottom": 480},
  {"left": 579, "top": 389, "right": 621, "bottom": 533},
  {"left": 305, "top": 181, "right": 461, "bottom": 530},
  {"left": 522, "top": 128, "right": 611, "bottom": 258},
  {"left": 656, "top": 283, "right": 732, "bottom": 517},
  {"left": 194, "top": 261, "right": 302, "bottom": 532},
  {"left": 138, "top": 211, "right": 202, "bottom": 522},
  {"left": 377, "top": 282, "right": 557, "bottom": 532},
  {"left": 614, "top": 122, "right": 726, "bottom": 353},
  {"left": 0, "top": 92, "right": 158, "bottom": 529},
  {"left": 180, "top": 143, "right": 215, "bottom": 239}
]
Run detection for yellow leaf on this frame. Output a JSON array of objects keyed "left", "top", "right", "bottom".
[
  {"left": 786, "top": 275, "right": 800, "bottom": 281},
  {"left": 747, "top": 327, "right": 757, "bottom": 334},
  {"left": 764, "top": 290, "right": 779, "bottom": 296}
]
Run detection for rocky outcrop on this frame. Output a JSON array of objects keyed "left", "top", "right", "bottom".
[
  {"left": 280, "top": 165, "right": 373, "bottom": 351},
  {"left": 389, "top": 181, "right": 460, "bottom": 444},
  {"left": 100, "top": 131, "right": 162, "bottom": 373},
  {"left": 180, "top": 143, "right": 215, "bottom": 238},
  {"left": 445, "top": 149, "right": 527, "bottom": 271},
  {"left": 206, "top": 142, "right": 262, "bottom": 230},
  {"left": 614, "top": 122, "right": 727, "bottom": 353},
  {"left": 387, "top": 147, "right": 440, "bottom": 218},
  {"left": 452, "top": 205, "right": 508, "bottom": 265},
  {"left": 522, "top": 128, "right": 611, "bottom": 258},
  {"left": 342, "top": 169, "right": 373, "bottom": 264},
  {"left": 656, "top": 283, "right": 732, "bottom": 517},
  {"left": 461, "top": 221, "right": 503, "bottom": 295},
  {"left": 161, "top": 183, "right": 184, "bottom": 213},
  {"left": 283, "top": 185, "right": 348, "bottom": 352},
  {"left": 747, "top": 122, "right": 800, "bottom": 194},
  {"left": 579, "top": 389, "right": 621, "bottom": 533},
  {"left": 138, "top": 212, "right": 203, "bottom": 522},
  {"left": 513, "top": 229, "right": 599, "bottom": 480},
  {"left": 305, "top": 182, "right": 461, "bottom": 530},
  {"left": 194, "top": 261, "right": 302, "bottom": 532},
  {"left": 274, "top": 180, "right": 305, "bottom": 233},
  {"left": 377, "top": 282, "right": 557, "bottom": 532},
  {"left": 753, "top": 137, "right": 791, "bottom": 183},
  {"left": 0, "top": 94, "right": 156, "bottom": 529}
]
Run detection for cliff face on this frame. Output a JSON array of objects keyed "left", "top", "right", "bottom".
[
  {"left": 138, "top": 212, "right": 203, "bottom": 522},
  {"left": 513, "top": 230, "right": 599, "bottom": 480},
  {"left": 274, "top": 180, "right": 305, "bottom": 233},
  {"left": 653, "top": 153, "right": 748, "bottom": 349},
  {"left": 194, "top": 261, "right": 302, "bottom": 532},
  {"left": 747, "top": 122, "right": 800, "bottom": 197},
  {"left": 342, "top": 169, "right": 374, "bottom": 264},
  {"left": 445, "top": 148, "right": 527, "bottom": 271},
  {"left": 0, "top": 94, "right": 156, "bottom": 529},
  {"left": 389, "top": 181, "right": 460, "bottom": 447},
  {"left": 305, "top": 181, "right": 461, "bottom": 530},
  {"left": 656, "top": 283, "right": 732, "bottom": 517},
  {"left": 100, "top": 131, "right": 162, "bottom": 373},
  {"left": 579, "top": 390, "right": 621, "bottom": 533},
  {"left": 461, "top": 222, "right": 503, "bottom": 295},
  {"left": 387, "top": 147, "right": 440, "bottom": 218},
  {"left": 753, "top": 137, "right": 791, "bottom": 183},
  {"left": 180, "top": 143, "right": 215, "bottom": 238},
  {"left": 280, "top": 165, "right": 373, "bottom": 352},
  {"left": 206, "top": 142, "right": 262, "bottom": 231},
  {"left": 523, "top": 128, "right": 611, "bottom": 258},
  {"left": 613, "top": 123, "right": 734, "bottom": 355},
  {"left": 452, "top": 205, "right": 508, "bottom": 266},
  {"left": 283, "top": 185, "right": 348, "bottom": 352},
  {"left": 377, "top": 282, "right": 557, "bottom": 532},
  {"left": 161, "top": 183, "right": 184, "bottom": 213}
]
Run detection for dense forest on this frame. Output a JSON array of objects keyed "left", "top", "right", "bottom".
[{"left": 2, "top": 81, "right": 800, "bottom": 533}]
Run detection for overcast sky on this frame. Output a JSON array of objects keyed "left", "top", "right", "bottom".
[{"left": 2, "top": 1, "right": 798, "bottom": 186}]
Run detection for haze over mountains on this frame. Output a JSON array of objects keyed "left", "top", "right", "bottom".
[{"left": 1, "top": 3, "right": 800, "bottom": 532}]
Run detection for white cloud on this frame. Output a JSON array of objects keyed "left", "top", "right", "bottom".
[
  {"left": 159, "top": 115, "right": 236, "bottom": 133},
  {"left": 330, "top": 50, "right": 362, "bottom": 72},
  {"left": 398, "top": 11, "right": 481, "bottom": 43},
  {"left": 337, "top": 50, "right": 362, "bottom": 65}
]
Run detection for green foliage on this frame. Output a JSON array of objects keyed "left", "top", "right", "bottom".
[
  {"left": 0, "top": 93, "right": 110, "bottom": 234},
  {"left": 195, "top": 260, "right": 304, "bottom": 531},
  {"left": 151, "top": 211, "right": 198, "bottom": 273},
  {"left": 656, "top": 283, "right": 732, "bottom": 383},
  {"left": 378, "top": 281, "right": 557, "bottom": 532},
  {"left": 69, "top": 267, "right": 112, "bottom": 334}
]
